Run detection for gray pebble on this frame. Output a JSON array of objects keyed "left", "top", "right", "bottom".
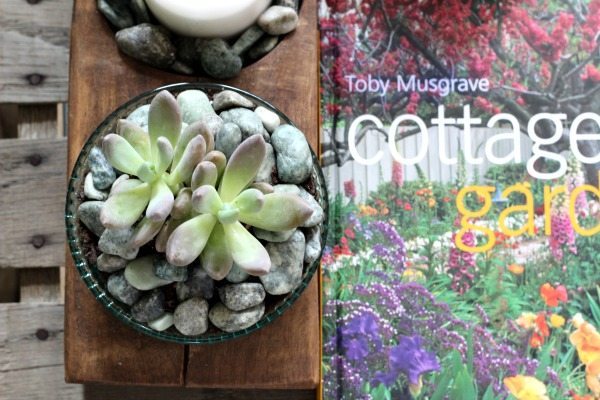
[
  {"left": 260, "top": 230, "right": 305, "bottom": 295},
  {"left": 171, "top": 60, "right": 195, "bottom": 75},
  {"left": 208, "top": 302, "right": 265, "bottom": 333},
  {"left": 212, "top": 91, "right": 255, "bottom": 112},
  {"left": 153, "top": 257, "right": 188, "bottom": 282},
  {"left": 215, "top": 122, "right": 242, "bottom": 159},
  {"left": 255, "top": 142, "right": 275, "bottom": 183},
  {"left": 130, "top": 0, "right": 151, "bottom": 23},
  {"left": 248, "top": 35, "right": 279, "bottom": 60},
  {"left": 177, "top": 90, "right": 216, "bottom": 125},
  {"left": 253, "top": 227, "right": 295, "bottom": 243},
  {"left": 97, "top": 253, "right": 127, "bottom": 273},
  {"left": 232, "top": 25, "right": 265, "bottom": 56},
  {"left": 218, "top": 283, "right": 266, "bottom": 311},
  {"left": 271, "top": 125, "right": 312, "bottom": 184},
  {"left": 304, "top": 226, "right": 322, "bottom": 264},
  {"left": 115, "top": 23, "right": 176, "bottom": 69},
  {"left": 78, "top": 201, "right": 105, "bottom": 237},
  {"left": 84, "top": 172, "right": 108, "bottom": 200},
  {"left": 258, "top": 6, "right": 299, "bottom": 36},
  {"left": 176, "top": 266, "right": 214, "bottom": 302},
  {"left": 198, "top": 39, "right": 242, "bottom": 79},
  {"left": 107, "top": 272, "right": 140, "bottom": 305},
  {"left": 254, "top": 106, "right": 281, "bottom": 133},
  {"left": 126, "top": 105, "right": 149, "bottom": 131},
  {"left": 275, "top": 0, "right": 298, "bottom": 9},
  {"left": 98, "top": 227, "right": 139, "bottom": 260},
  {"left": 97, "top": 0, "right": 134, "bottom": 30},
  {"left": 175, "top": 37, "right": 201, "bottom": 68},
  {"left": 89, "top": 147, "right": 116, "bottom": 190},
  {"left": 220, "top": 108, "right": 268, "bottom": 141},
  {"left": 174, "top": 297, "right": 209, "bottom": 336},
  {"left": 226, "top": 263, "right": 250, "bottom": 283},
  {"left": 131, "top": 289, "right": 165, "bottom": 323},
  {"left": 273, "top": 184, "right": 323, "bottom": 227}
]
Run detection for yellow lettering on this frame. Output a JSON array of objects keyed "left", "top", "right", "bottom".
[
  {"left": 456, "top": 186, "right": 496, "bottom": 253},
  {"left": 498, "top": 184, "right": 535, "bottom": 236}
]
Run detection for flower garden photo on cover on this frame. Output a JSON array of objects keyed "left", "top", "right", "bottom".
[{"left": 319, "top": 0, "right": 600, "bottom": 399}]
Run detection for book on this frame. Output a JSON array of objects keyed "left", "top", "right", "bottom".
[{"left": 319, "top": 1, "right": 600, "bottom": 398}]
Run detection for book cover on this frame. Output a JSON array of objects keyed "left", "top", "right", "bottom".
[{"left": 319, "top": 1, "right": 600, "bottom": 399}]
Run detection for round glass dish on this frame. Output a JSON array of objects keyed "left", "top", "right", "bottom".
[{"left": 65, "top": 82, "right": 328, "bottom": 344}]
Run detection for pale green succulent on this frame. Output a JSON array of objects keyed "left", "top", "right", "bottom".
[
  {"left": 100, "top": 90, "right": 211, "bottom": 245},
  {"left": 165, "top": 134, "right": 313, "bottom": 279}
]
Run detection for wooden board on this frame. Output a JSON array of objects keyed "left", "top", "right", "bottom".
[{"left": 65, "top": 0, "right": 320, "bottom": 393}]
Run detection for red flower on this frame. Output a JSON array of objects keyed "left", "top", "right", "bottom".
[
  {"left": 540, "top": 283, "right": 568, "bottom": 307},
  {"left": 344, "top": 227, "right": 355, "bottom": 239},
  {"left": 404, "top": 203, "right": 413, "bottom": 211}
]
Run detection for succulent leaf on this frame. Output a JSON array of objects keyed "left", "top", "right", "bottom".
[
  {"left": 148, "top": 90, "right": 182, "bottom": 162},
  {"left": 233, "top": 188, "right": 264, "bottom": 214},
  {"left": 100, "top": 182, "right": 151, "bottom": 228},
  {"left": 155, "top": 218, "right": 183, "bottom": 253},
  {"left": 102, "top": 133, "right": 146, "bottom": 175},
  {"left": 250, "top": 182, "right": 274, "bottom": 194},
  {"left": 218, "top": 135, "right": 266, "bottom": 202},
  {"left": 200, "top": 224, "right": 233, "bottom": 280},
  {"left": 110, "top": 176, "right": 138, "bottom": 196},
  {"left": 223, "top": 221, "right": 270, "bottom": 276},
  {"left": 238, "top": 193, "right": 313, "bottom": 231},
  {"left": 117, "top": 119, "right": 151, "bottom": 160},
  {"left": 130, "top": 217, "right": 165, "bottom": 248},
  {"left": 217, "top": 204, "right": 240, "bottom": 225},
  {"left": 171, "top": 188, "right": 192, "bottom": 220},
  {"left": 166, "top": 214, "right": 217, "bottom": 266},
  {"left": 191, "top": 185, "right": 223, "bottom": 215},
  {"left": 136, "top": 161, "right": 158, "bottom": 183},
  {"left": 124, "top": 256, "right": 172, "bottom": 290},
  {"left": 203, "top": 150, "right": 226, "bottom": 179},
  {"left": 168, "top": 135, "right": 206, "bottom": 187},
  {"left": 156, "top": 137, "right": 174, "bottom": 176},
  {"left": 172, "top": 123, "right": 199, "bottom": 169},
  {"left": 191, "top": 161, "right": 218, "bottom": 190},
  {"left": 146, "top": 179, "right": 175, "bottom": 222}
]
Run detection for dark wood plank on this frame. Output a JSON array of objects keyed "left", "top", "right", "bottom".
[
  {"left": 0, "top": 138, "right": 67, "bottom": 268},
  {"left": 66, "top": 0, "right": 320, "bottom": 391}
]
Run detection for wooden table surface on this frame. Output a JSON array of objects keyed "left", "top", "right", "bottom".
[{"left": 65, "top": 0, "right": 321, "bottom": 395}]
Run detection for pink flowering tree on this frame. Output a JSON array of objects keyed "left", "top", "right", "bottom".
[{"left": 320, "top": 0, "right": 600, "bottom": 183}]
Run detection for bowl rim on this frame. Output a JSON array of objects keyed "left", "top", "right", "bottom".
[{"left": 65, "top": 82, "right": 328, "bottom": 344}]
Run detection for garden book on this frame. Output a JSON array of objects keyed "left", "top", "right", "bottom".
[{"left": 318, "top": 1, "right": 600, "bottom": 399}]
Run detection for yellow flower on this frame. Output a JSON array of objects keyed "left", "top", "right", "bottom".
[
  {"left": 428, "top": 198, "right": 436, "bottom": 208},
  {"left": 504, "top": 375, "right": 549, "bottom": 400},
  {"left": 508, "top": 264, "right": 525, "bottom": 275},
  {"left": 402, "top": 268, "right": 425, "bottom": 282},
  {"left": 516, "top": 312, "right": 537, "bottom": 330},
  {"left": 570, "top": 317, "right": 600, "bottom": 365},
  {"left": 586, "top": 358, "right": 600, "bottom": 396},
  {"left": 550, "top": 314, "right": 565, "bottom": 328},
  {"left": 358, "top": 205, "right": 377, "bottom": 217}
]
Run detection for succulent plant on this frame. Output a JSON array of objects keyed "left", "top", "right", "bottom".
[
  {"left": 99, "top": 90, "right": 212, "bottom": 246},
  {"left": 165, "top": 134, "right": 313, "bottom": 279}
]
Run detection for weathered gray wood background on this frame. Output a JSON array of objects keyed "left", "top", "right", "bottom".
[{"left": 0, "top": 1, "right": 313, "bottom": 399}]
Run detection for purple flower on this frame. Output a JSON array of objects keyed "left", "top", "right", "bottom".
[{"left": 368, "top": 221, "right": 406, "bottom": 272}]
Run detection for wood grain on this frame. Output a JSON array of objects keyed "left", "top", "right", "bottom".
[
  {"left": 66, "top": 0, "right": 320, "bottom": 391},
  {"left": 0, "top": 304, "right": 83, "bottom": 399},
  {"left": 0, "top": 0, "right": 73, "bottom": 103},
  {"left": 0, "top": 138, "right": 67, "bottom": 268}
]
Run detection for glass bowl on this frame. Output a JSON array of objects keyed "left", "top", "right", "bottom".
[{"left": 65, "top": 82, "right": 328, "bottom": 344}]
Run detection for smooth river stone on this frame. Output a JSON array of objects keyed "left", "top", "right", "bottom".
[
  {"left": 198, "top": 39, "right": 242, "bottom": 79},
  {"left": 212, "top": 91, "right": 255, "bottom": 112},
  {"left": 304, "top": 226, "right": 322, "bottom": 264},
  {"left": 225, "top": 263, "right": 250, "bottom": 283},
  {"left": 124, "top": 256, "right": 173, "bottom": 290},
  {"left": 107, "top": 272, "right": 141, "bottom": 306},
  {"left": 219, "top": 108, "right": 268, "bottom": 141},
  {"left": 97, "top": 253, "right": 127, "bottom": 273},
  {"left": 131, "top": 289, "right": 165, "bottom": 323},
  {"left": 253, "top": 227, "right": 295, "bottom": 243},
  {"left": 126, "top": 105, "right": 150, "bottom": 131},
  {"left": 78, "top": 201, "right": 105, "bottom": 237},
  {"left": 149, "top": 313, "right": 174, "bottom": 332},
  {"left": 232, "top": 25, "right": 265, "bottom": 56},
  {"left": 89, "top": 147, "right": 116, "bottom": 190},
  {"left": 84, "top": 172, "right": 108, "bottom": 200},
  {"left": 176, "top": 266, "right": 214, "bottom": 302},
  {"left": 255, "top": 142, "right": 275, "bottom": 183},
  {"left": 257, "top": 6, "right": 299, "bottom": 35},
  {"left": 98, "top": 227, "right": 139, "bottom": 260},
  {"left": 130, "top": 0, "right": 152, "bottom": 23},
  {"left": 260, "top": 230, "right": 305, "bottom": 295},
  {"left": 115, "top": 23, "right": 176, "bottom": 69},
  {"left": 153, "top": 257, "right": 188, "bottom": 282},
  {"left": 97, "top": 0, "right": 134, "bottom": 30},
  {"left": 208, "top": 302, "right": 265, "bottom": 333},
  {"left": 254, "top": 106, "right": 281, "bottom": 133},
  {"left": 174, "top": 298, "right": 209, "bottom": 336},
  {"left": 271, "top": 125, "right": 312, "bottom": 184},
  {"left": 247, "top": 35, "right": 279, "bottom": 60},
  {"left": 218, "top": 283, "right": 266, "bottom": 311},
  {"left": 215, "top": 122, "right": 242, "bottom": 159},
  {"left": 177, "top": 90, "right": 216, "bottom": 124}
]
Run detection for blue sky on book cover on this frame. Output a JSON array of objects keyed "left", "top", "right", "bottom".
[{"left": 318, "top": 1, "right": 600, "bottom": 399}]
